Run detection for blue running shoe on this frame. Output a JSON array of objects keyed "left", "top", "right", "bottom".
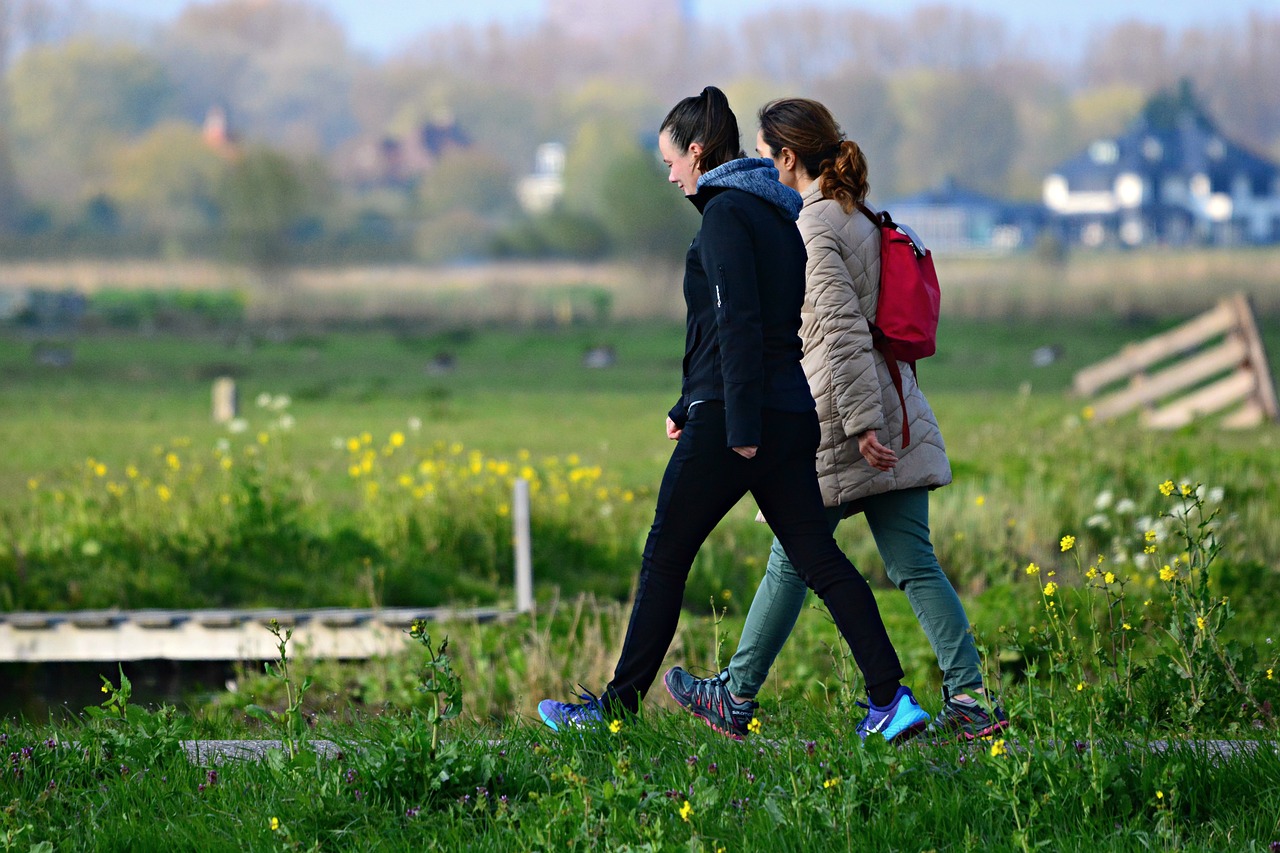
[
  {"left": 538, "top": 690, "right": 606, "bottom": 732},
  {"left": 856, "top": 686, "right": 930, "bottom": 744}
]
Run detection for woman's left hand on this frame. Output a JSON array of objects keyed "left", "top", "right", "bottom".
[
  {"left": 733, "top": 446, "right": 758, "bottom": 459},
  {"left": 857, "top": 430, "right": 897, "bottom": 471}
]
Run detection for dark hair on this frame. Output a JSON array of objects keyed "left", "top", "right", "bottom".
[
  {"left": 758, "top": 97, "right": 869, "bottom": 214},
  {"left": 660, "top": 86, "right": 744, "bottom": 174}
]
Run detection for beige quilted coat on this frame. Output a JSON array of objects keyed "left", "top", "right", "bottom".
[{"left": 796, "top": 182, "right": 952, "bottom": 511}]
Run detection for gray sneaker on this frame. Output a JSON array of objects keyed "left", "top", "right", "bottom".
[{"left": 663, "top": 667, "right": 758, "bottom": 740}]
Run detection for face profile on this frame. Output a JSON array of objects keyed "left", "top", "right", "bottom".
[{"left": 658, "top": 130, "right": 703, "bottom": 195}]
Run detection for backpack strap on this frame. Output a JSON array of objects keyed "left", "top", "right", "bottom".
[{"left": 868, "top": 323, "right": 911, "bottom": 448}]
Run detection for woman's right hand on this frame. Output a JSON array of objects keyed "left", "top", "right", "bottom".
[
  {"left": 666, "top": 417, "right": 682, "bottom": 440},
  {"left": 858, "top": 430, "right": 897, "bottom": 471}
]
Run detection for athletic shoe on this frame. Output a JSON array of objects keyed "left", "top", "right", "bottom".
[
  {"left": 927, "top": 694, "right": 1009, "bottom": 740},
  {"left": 538, "top": 690, "right": 605, "bottom": 732},
  {"left": 663, "top": 667, "right": 759, "bottom": 740},
  {"left": 855, "top": 685, "right": 930, "bottom": 744}
]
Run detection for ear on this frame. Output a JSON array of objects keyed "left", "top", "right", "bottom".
[
  {"left": 687, "top": 141, "right": 704, "bottom": 160},
  {"left": 779, "top": 147, "right": 798, "bottom": 172}
]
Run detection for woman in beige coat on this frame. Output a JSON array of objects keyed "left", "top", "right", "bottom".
[{"left": 665, "top": 97, "right": 1007, "bottom": 741}]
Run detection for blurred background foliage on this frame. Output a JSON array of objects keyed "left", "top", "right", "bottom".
[{"left": 0, "top": 1, "right": 1277, "bottom": 266}]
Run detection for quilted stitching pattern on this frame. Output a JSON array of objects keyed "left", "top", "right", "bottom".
[{"left": 795, "top": 185, "right": 951, "bottom": 508}]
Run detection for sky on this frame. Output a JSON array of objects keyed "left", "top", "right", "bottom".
[{"left": 92, "top": 0, "right": 1269, "bottom": 58}]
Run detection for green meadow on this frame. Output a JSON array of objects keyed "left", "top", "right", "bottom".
[{"left": 2, "top": 261, "right": 1280, "bottom": 850}]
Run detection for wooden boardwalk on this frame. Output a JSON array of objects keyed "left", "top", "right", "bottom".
[{"left": 0, "top": 606, "right": 519, "bottom": 663}]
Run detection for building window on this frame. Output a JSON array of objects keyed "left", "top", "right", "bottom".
[{"left": 1089, "top": 140, "right": 1119, "bottom": 165}]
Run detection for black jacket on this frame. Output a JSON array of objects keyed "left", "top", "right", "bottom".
[{"left": 668, "top": 158, "right": 814, "bottom": 448}]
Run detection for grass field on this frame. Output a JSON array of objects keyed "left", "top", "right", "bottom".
[{"left": 2, "top": 265, "right": 1280, "bottom": 849}]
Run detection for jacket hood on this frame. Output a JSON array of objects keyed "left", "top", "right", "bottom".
[{"left": 693, "top": 158, "right": 803, "bottom": 220}]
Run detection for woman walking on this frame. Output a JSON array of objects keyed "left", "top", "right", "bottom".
[
  {"left": 665, "top": 97, "right": 1008, "bottom": 741},
  {"left": 537, "top": 87, "right": 929, "bottom": 744}
]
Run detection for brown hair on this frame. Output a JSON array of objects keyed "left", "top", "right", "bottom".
[
  {"left": 757, "top": 97, "right": 869, "bottom": 214},
  {"left": 660, "top": 86, "right": 744, "bottom": 174}
]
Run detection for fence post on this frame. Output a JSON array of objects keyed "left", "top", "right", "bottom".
[
  {"left": 212, "top": 377, "right": 238, "bottom": 424},
  {"left": 513, "top": 478, "right": 534, "bottom": 614}
]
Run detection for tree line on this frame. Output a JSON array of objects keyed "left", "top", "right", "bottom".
[{"left": 0, "top": 0, "right": 1277, "bottom": 266}]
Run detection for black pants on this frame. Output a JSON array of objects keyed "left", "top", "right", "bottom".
[{"left": 604, "top": 402, "right": 904, "bottom": 713}]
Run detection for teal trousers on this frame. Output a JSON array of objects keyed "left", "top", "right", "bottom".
[{"left": 726, "top": 487, "right": 983, "bottom": 700}]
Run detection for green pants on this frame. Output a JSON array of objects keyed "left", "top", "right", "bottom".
[{"left": 726, "top": 487, "right": 983, "bottom": 700}]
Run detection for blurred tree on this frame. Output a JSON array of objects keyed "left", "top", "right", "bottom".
[
  {"left": 417, "top": 146, "right": 514, "bottom": 219},
  {"left": 811, "top": 74, "right": 904, "bottom": 198},
  {"left": 561, "top": 118, "right": 639, "bottom": 220},
  {"left": 890, "top": 70, "right": 1019, "bottom": 197},
  {"left": 599, "top": 143, "right": 700, "bottom": 260},
  {"left": 8, "top": 38, "right": 175, "bottom": 205},
  {"left": 158, "top": 0, "right": 359, "bottom": 153},
  {"left": 108, "top": 121, "right": 227, "bottom": 254},
  {"left": 218, "top": 145, "right": 312, "bottom": 270}
]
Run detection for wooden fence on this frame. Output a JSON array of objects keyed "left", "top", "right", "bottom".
[{"left": 1073, "top": 293, "right": 1279, "bottom": 429}]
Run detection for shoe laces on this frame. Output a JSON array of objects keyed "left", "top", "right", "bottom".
[
  {"left": 560, "top": 685, "right": 604, "bottom": 720},
  {"left": 687, "top": 674, "right": 730, "bottom": 711}
]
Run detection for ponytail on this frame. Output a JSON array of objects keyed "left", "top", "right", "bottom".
[
  {"left": 758, "top": 98, "right": 870, "bottom": 214},
  {"left": 660, "top": 85, "right": 744, "bottom": 174},
  {"left": 818, "top": 140, "right": 870, "bottom": 214}
]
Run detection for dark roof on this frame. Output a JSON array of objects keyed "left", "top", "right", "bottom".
[
  {"left": 1050, "top": 86, "right": 1277, "bottom": 193},
  {"left": 889, "top": 176, "right": 1006, "bottom": 209}
]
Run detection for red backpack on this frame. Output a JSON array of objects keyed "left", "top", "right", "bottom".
[{"left": 856, "top": 202, "right": 941, "bottom": 447}]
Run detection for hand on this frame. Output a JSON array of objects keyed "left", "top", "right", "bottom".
[
  {"left": 857, "top": 430, "right": 897, "bottom": 471},
  {"left": 666, "top": 417, "right": 682, "bottom": 440},
  {"left": 733, "top": 445, "right": 758, "bottom": 459}
]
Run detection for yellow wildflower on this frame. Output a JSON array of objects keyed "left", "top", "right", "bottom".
[
  {"left": 1043, "top": 582, "right": 1058, "bottom": 597},
  {"left": 1156, "top": 791, "right": 1164, "bottom": 800},
  {"left": 679, "top": 800, "right": 693, "bottom": 822},
  {"left": 1160, "top": 566, "right": 1176, "bottom": 582},
  {"left": 1144, "top": 545, "right": 1156, "bottom": 554},
  {"left": 1085, "top": 567, "right": 1098, "bottom": 579},
  {"left": 747, "top": 718, "right": 762, "bottom": 735},
  {"left": 1196, "top": 616, "right": 1206, "bottom": 631},
  {"left": 390, "top": 431, "right": 405, "bottom": 448},
  {"left": 1060, "top": 535, "right": 1076, "bottom": 552},
  {"left": 1145, "top": 530, "right": 1157, "bottom": 542},
  {"left": 1159, "top": 480, "right": 1175, "bottom": 497},
  {"left": 257, "top": 432, "right": 270, "bottom": 445},
  {"left": 1123, "top": 623, "right": 1132, "bottom": 631},
  {"left": 1025, "top": 562, "right": 1040, "bottom": 576},
  {"left": 1267, "top": 669, "right": 1273, "bottom": 680},
  {"left": 156, "top": 485, "right": 172, "bottom": 502},
  {"left": 1104, "top": 572, "right": 1116, "bottom": 584},
  {"left": 361, "top": 432, "right": 373, "bottom": 446},
  {"left": 989, "top": 739, "right": 1006, "bottom": 757},
  {"left": 975, "top": 495, "right": 985, "bottom": 507},
  {"left": 1082, "top": 405, "right": 1095, "bottom": 420},
  {"left": 27, "top": 478, "right": 38, "bottom": 491},
  {"left": 609, "top": 719, "right": 623, "bottom": 734},
  {"left": 126, "top": 465, "right": 139, "bottom": 479},
  {"left": 270, "top": 817, "right": 279, "bottom": 831},
  {"left": 823, "top": 777, "right": 842, "bottom": 789},
  {"left": 1076, "top": 682, "right": 1084, "bottom": 691},
  {"left": 1180, "top": 483, "right": 1193, "bottom": 497}
]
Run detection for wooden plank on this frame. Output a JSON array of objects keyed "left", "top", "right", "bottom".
[
  {"left": 1073, "top": 299, "right": 1237, "bottom": 395},
  {"left": 1091, "top": 336, "right": 1248, "bottom": 421},
  {"left": 1142, "top": 368, "right": 1256, "bottom": 429},
  {"left": 1231, "top": 293, "right": 1280, "bottom": 422},
  {"left": 1221, "top": 400, "right": 1266, "bottom": 429}
]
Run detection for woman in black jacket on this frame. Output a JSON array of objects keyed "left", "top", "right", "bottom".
[{"left": 538, "top": 86, "right": 928, "bottom": 743}]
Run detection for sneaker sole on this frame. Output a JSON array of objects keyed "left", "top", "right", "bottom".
[
  {"left": 889, "top": 719, "right": 930, "bottom": 745},
  {"left": 662, "top": 678, "right": 746, "bottom": 741}
]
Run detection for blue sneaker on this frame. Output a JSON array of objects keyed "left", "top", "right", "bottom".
[
  {"left": 538, "top": 690, "right": 606, "bottom": 731},
  {"left": 856, "top": 686, "right": 930, "bottom": 744}
]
